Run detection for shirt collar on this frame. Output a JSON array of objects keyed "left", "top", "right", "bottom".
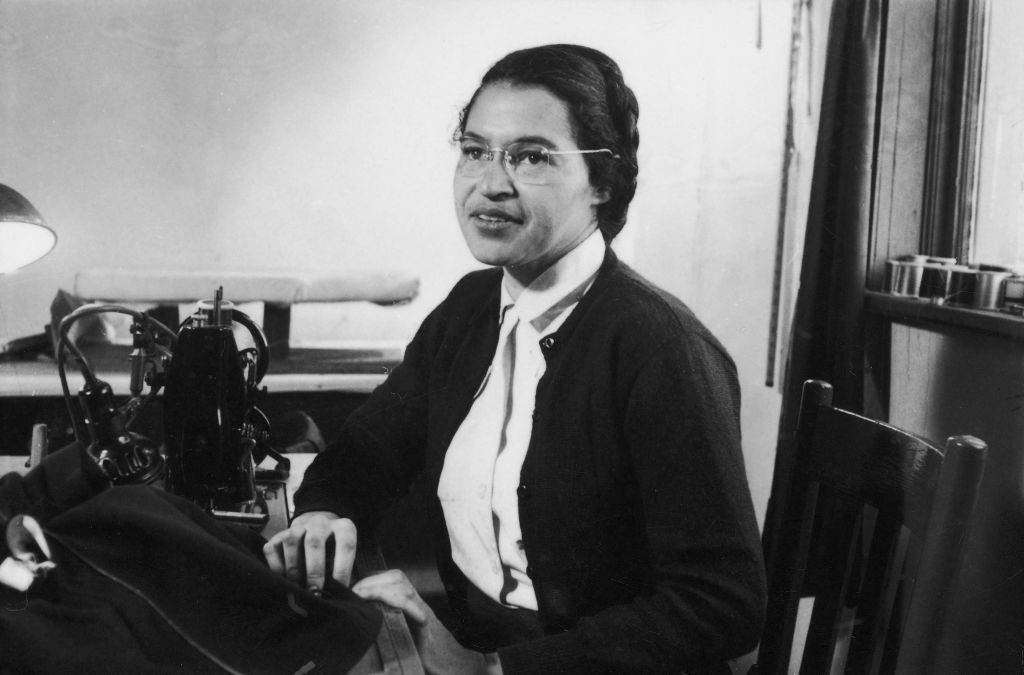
[{"left": 498, "top": 229, "right": 605, "bottom": 332}]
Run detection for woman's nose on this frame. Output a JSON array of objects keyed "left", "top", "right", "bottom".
[{"left": 476, "top": 154, "right": 516, "bottom": 197}]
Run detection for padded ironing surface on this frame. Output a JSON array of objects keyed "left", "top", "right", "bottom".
[{"left": 74, "top": 269, "right": 419, "bottom": 306}]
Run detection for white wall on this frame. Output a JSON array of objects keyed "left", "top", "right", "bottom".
[
  {"left": 0, "top": 0, "right": 820, "bottom": 526},
  {"left": 888, "top": 324, "right": 1024, "bottom": 673}
]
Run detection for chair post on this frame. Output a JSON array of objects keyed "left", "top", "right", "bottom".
[
  {"left": 896, "top": 435, "right": 987, "bottom": 673},
  {"left": 758, "top": 380, "right": 834, "bottom": 674},
  {"left": 797, "top": 380, "right": 834, "bottom": 429}
]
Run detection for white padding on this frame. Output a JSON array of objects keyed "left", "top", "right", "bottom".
[
  {"left": 0, "top": 557, "right": 34, "bottom": 592},
  {"left": 74, "top": 268, "right": 419, "bottom": 305}
]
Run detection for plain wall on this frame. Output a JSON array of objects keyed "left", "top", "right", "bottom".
[
  {"left": 889, "top": 324, "right": 1024, "bottom": 674},
  {"left": 0, "top": 0, "right": 825, "bottom": 527}
]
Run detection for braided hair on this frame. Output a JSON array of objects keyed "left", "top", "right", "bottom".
[{"left": 457, "top": 44, "right": 640, "bottom": 242}]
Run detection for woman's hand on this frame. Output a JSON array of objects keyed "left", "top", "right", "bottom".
[
  {"left": 263, "top": 510, "right": 357, "bottom": 592},
  {"left": 352, "top": 569, "right": 502, "bottom": 675}
]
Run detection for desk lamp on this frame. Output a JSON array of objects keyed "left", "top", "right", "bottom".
[
  {"left": 0, "top": 184, "right": 57, "bottom": 359},
  {"left": 0, "top": 186, "right": 60, "bottom": 593},
  {"left": 0, "top": 184, "right": 56, "bottom": 274}
]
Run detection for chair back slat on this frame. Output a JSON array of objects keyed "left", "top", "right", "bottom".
[
  {"left": 806, "top": 408, "right": 942, "bottom": 532},
  {"left": 754, "top": 380, "right": 987, "bottom": 675},
  {"left": 799, "top": 504, "right": 864, "bottom": 674},
  {"left": 845, "top": 514, "right": 908, "bottom": 674}
]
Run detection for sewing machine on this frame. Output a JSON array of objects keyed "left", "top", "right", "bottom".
[
  {"left": 2, "top": 287, "right": 423, "bottom": 673},
  {"left": 53, "top": 287, "right": 284, "bottom": 525}
]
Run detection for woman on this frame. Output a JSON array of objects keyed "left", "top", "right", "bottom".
[{"left": 265, "top": 44, "right": 766, "bottom": 674}]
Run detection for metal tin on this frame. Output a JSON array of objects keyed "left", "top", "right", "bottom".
[
  {"left": 920, "top": 263, "right": 955, "bottom": 303},
  {"left": 885, "top": 260, "right": 923, "bottom": 296},
  {"left": 947, "top": 267, "right": 977, "bottom": 306},
  {"left": 973, "top": 269, "right": 1012, "bottom": 310},
  {"left": 1002, "top": 277, "right": 1024, "bottom": 308}
]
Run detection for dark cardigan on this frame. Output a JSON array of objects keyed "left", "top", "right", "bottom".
[{"left": 295, "top": 249, "right": 766, "bottom": 673}]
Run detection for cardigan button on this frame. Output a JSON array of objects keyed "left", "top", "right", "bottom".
[
  {"left": 516, "top": 484, "right": 529, "bottom": 498},
  {"left": 539, "top": 336, "right": 556, "bottom": 350}
]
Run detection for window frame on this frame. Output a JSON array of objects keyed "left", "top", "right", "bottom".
[
  {"left": 866, "top": 0, "right": 988, "bottom": 290},
  {"left": 863, "top": 1, "right": 1024, "bottom": 342},
  {"left": 920, "top": 0, "right": 988, "bottom": 263}
]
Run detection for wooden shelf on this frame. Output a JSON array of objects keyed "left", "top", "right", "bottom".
[{"left": 865, "top": 290, "right": 1024, "bottom": 342}]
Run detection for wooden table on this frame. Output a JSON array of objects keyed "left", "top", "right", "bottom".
[{"left": 0, "top": 347, "right": 398, "bottom": 455}]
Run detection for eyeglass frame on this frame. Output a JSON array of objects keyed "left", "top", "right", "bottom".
[{"left": 453, "top": 136, "right": 619, "bottom": 185}]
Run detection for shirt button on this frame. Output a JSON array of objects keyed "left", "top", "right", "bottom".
[{"left": 540, "top": 336, "right": 556, "bottom": 350}]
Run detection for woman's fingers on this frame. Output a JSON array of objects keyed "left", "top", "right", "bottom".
[
  {"left": 353, "top": 571, "right": 496, "bottom": 674},
  {"left": 281, "top": 527, "right": 306, "bottom": 584},
  {"left": 301, "top": 520, "right": 332, "bottom": 592},
  {"left": 261, "top": 511, "right": 357, "bottom": 591},
  {"left": 263, "top": 533, "right": 286, "bottom": 577},
  {"left": 330, "top": 518, "right": 357, "bottom": 587},
  {"left": 352, "top": 569, "right": 430, "bottom": 625}
]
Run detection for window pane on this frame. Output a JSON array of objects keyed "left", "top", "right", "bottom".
[{"left": 973, "top": 1, "right": 1024, "bottom": 268}]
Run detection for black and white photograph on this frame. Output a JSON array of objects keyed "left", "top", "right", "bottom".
[{"left": 0, "top": 1, "right": 1020, "bottom": 672}]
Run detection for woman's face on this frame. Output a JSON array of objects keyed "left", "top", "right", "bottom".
[{"left": 454, "top": 83, "right": 608, "bottom": 287}]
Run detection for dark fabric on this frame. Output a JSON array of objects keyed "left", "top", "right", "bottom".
[
  {"left": 296, "top": 248, "right": 766, "bottom": 674},
  {"left": 461, "top": 582, "right": 545, "bottom": 652},
  {"left": 0, "top": 445, "right": 381, "bottom": 674},
  {"left": 765, "top": 0, "right": 885, "bottom": 571}
]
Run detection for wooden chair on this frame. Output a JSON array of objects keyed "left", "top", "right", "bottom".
[{"left": 754, "top": 380, "right": 986, "bottom": 674}]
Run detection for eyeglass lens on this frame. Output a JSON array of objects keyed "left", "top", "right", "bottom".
[{"left": 455, "top": 141, "right": 554, "bottom": 185}]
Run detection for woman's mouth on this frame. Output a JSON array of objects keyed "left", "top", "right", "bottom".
[{"left": 472, "top": 212, "right": 522, "bottom": 230}]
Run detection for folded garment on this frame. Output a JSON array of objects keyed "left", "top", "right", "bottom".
[
  {"left": 0, "top": 447, "right": 381, "bottom": 674},
  {"left": 74, "top": 269, "right": 420, "bottom": 306}
]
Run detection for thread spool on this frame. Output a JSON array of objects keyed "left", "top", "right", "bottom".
[
  {"left": 947, "top": 266, "right": 977, "bottom": 306},
  {"left": 973, "top": 269, "right": 1012, "bottom": 310},
  {"left": 1001, "top": 277, "right": 1024, "bottom": 314},
  {"left": 886, "top": 260, "right": 924, "bottom": 296},
  {"left": 920, "top": 263, "right": 955, "bottom": 304}
]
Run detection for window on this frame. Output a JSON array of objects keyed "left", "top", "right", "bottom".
[{"left": 971, "top": 0, "right": 1024, "bottom": 268}]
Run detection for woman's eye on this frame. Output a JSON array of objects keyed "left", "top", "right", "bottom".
[
  {"left": 461, "top": 146, "right": 485, "bottom": 161},
  {"left": 515, "top": 149, "right": 547, "bottom": 166}
]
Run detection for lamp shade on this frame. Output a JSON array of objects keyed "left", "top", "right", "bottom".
[{"left": 0, "top": 184, "right": 56, "bottom": 273}]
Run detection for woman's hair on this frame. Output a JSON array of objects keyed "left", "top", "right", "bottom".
[{"left": 457, "top": 44, "right": 640, "bottom": 242}]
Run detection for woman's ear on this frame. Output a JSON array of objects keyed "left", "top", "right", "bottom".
[{"left": 594, "top": 186, "right": 612, "bottom": 205}]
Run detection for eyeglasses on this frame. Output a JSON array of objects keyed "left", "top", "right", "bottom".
[{"left": 454, "top": 137, "right": 616, "bottom": 185}]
